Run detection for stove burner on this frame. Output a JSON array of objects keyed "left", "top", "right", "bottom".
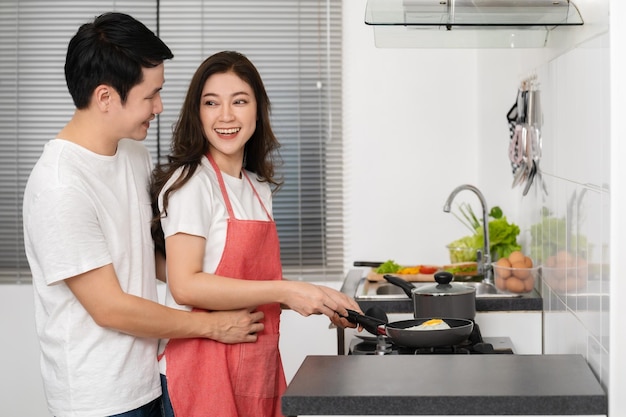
[{"left": 410, "top": 345, "right": 471, "bottom": 355}]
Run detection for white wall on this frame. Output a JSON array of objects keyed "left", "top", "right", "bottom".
[
  {"left": 0, "top": 285, "right": 48, "bottom": 416},
  {"left": 343, "top": 0, "right": 481, "bottom": 268}
]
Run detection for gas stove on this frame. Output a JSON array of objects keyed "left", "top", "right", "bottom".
[{"left": 348, "top": 323, "right": 515, "bottom": 355}]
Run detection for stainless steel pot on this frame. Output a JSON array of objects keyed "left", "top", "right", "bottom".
[{"left": 384, "top": 272, "right": 476, "bottom": 320}]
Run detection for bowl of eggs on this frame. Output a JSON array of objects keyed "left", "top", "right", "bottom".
[{"left": 492, "top": 251, "right": 539, "bottom": 294}]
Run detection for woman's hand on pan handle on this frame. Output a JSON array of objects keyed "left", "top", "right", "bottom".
[
  {"left": 281, "top": 281, "right": 362, "bottom": 328},
  {"left": 317, "top": 285, "right": 363, "bottom": 328}
]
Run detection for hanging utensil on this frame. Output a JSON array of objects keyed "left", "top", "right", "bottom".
[
  {"left": 529, "top": 90, "right": 548, "bottom": 196},
  {"left": 506, "top": 95, "right": 519, "bottom": 176},
  {"left": 522, "top": 161, "right": 536, "bottom": 196},
  {"left": 525, "top": 87, "right": 548, "bottom": 196},
  {"left": 511, "top": 81, "right": 532, "bottom": 189},
  {"left": 510, "top": 124, "right": 527, "bottom": 188}
]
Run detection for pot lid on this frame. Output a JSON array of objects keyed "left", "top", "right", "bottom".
[{"left": 412, "top": 271, "right": 475, "bottom": 296}]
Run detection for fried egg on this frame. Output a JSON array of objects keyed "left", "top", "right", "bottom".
[{"left": 407, "top": 318, "right": 451, "bottom": 331}]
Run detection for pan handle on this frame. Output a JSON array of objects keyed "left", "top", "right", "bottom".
[
  {"left": 344, "top": 309, "right": 387, "bottom": 336},
  {"left": 383, "top": 274, "right": 416, "bottom": 298}
]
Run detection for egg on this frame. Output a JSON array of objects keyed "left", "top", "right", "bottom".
[
  {"left": 408, "top": 318, "right": 451, "bottom": 331},
  {"left": 495, "top": 257, "right": 512, "bottom": 279},
  {"left": 524, "top": 277, "right": 535, "bottom": 292},
  {"left": 508, "top": 251, "right": 525, "bottom": 265},
  {"left": 524, "top": 256, "right": 533, "bottom": 268},
  {"left": 506, "top": 277, "right": 526, "bottom": 293},
  {"left": 511, "top": 261, "right": 531, "bottom": 280}
]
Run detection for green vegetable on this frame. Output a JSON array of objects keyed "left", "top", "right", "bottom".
[
  {"left": 447, "top": 204, "right": 521, "bottom": 261},
  {"left": 451, "top": 202, "right": 482, "bottom": 234},
  {"left": 375, "top": 260, "right": 402, "bottom": 274},
  {"left": 447, "top": 235, "right": 481, "bottom": 262},
  {"left": 480, "top": 216, "right": 521, "bottom": 259},
  {"left": 443, "top": 263, "right": 478, "bottom": 274},
  {"left": 489, "top": 206, "right": 503, "bottom": 219}
]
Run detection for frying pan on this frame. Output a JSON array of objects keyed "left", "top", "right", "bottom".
[{"left": 345, "top": 309, "right": 474, "bottom": 348}]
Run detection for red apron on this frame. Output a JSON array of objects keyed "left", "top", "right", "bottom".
[{"left": 164, "top": 153, "right": 286, "bottom": 417}]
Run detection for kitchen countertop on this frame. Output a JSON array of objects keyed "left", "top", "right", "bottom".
[
  {"left": 341, "top": 269, "right": 543, "bottom": 314},
  {"left": 281, "top": 354, "right": 607, "bottom": 416}
]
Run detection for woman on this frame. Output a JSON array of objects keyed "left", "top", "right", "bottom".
[{"left": 150, "top": 51, "right": 361, "bottom": 417}]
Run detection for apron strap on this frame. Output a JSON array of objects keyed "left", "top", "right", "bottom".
[
  {"left": 242, "top": 171, "right": 273, "bottom": 221},
  {"left": 206, "top": 152, "right": 236, "bottom": 218}
]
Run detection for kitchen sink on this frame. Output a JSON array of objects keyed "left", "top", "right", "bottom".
[{"left": 354, "top": 279, "right": 521, "bottom": 300}]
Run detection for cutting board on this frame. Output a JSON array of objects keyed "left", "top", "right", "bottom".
[{"left": 366, "top": 268, "right": 438, "bottom": 282}]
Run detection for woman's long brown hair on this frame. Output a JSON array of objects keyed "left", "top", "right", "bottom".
[{"left": 150, "top": 51, "right": 282, "bottom": 256}]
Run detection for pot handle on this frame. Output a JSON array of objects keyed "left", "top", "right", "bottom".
[{"left": 383, "top": 274, "right": 415, "bottom": 298}]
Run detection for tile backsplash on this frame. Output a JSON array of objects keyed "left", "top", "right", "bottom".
[{"left": 526, "top": 33, "right": 610, "bottom": 392}]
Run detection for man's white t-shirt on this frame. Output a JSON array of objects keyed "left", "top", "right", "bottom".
[{"left": 23, "top": 139, "right": 161, "bottom": 417}]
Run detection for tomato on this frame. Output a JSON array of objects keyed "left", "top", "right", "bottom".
[{"left": 419, "top": 265, "right": 438, "bottom": 274}]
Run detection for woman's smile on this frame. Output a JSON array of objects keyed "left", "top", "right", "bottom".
[{"left": 214, "top": 127, "right": 241, "bottom": 137}]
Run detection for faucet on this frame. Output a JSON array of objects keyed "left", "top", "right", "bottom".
[{"left": 443, "top": 184, "right": 493, "bottom": 285}]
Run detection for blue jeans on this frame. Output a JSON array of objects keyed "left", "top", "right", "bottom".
[
  {"left": 109, "top": 397, "right": 162, "bottom": 417},
  {"left": 160, "top": 374, "right": 175, "bottom": 417}
]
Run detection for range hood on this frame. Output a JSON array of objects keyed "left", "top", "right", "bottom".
[{"left": 365, "top": 0, "right": 584, "bottom": 48}]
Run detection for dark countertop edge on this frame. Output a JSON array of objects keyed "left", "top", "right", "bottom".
[
  {"left": 282, "top": 395, "right": 607, "bottom": 416},
  {"left": 281, "top": 355, "right": 607, "bottom": 416}
]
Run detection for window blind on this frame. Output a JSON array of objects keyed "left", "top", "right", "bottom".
[
  {"left": 0, "top": 0, "right": 343, "bottom": 283},
  {"left": 0, "top": 1, "right": 158, "bottom": 283},
  {"left": 158, "top": 0, "right": 344, "bottom": 280}
]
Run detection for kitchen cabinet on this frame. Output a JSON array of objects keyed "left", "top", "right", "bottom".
[
  {"left": 475, "top": 311, "right": 542, "bottom": 354},
  {"left": 279, "top": 281, "right": 344, "bottom": 383},
  {"left": 279, "top": 308, "right": 339, "bottom": 383}
]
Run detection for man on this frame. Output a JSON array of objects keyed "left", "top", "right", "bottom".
[{"left": 22, "top": 12, "right": 263, "bottom": 417}]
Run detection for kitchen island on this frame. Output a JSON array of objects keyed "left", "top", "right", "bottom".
[{"left": 281, "top": 354, "right": 607, "bottom": 416}]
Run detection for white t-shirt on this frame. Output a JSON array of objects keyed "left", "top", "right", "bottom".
[
  {"left": 157, "top": 155, "right": 272, "bottom": 373},
  {"left": 23, "top": 139, "right": 161, "bottom": 417}
]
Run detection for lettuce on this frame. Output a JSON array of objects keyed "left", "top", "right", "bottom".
[
  {"left": 479, "top": 216, "right": 521, "bottom": 259},
  {"left": 447, "top": 205, "right": 520, "bottom": 261},
  {"left": 375, "top": 260, "right": 402, "bottom": 274},
  {"left": 447, "top": 235, "right": 481, "bottom": 262}
]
